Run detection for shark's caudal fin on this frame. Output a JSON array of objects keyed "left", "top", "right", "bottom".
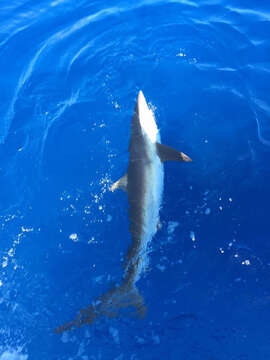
[{"left": 54, "top": 283, "right": 146, "bottom": 334}]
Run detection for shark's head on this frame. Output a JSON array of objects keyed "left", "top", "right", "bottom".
[{"left": 137, "top": 91, "right": 159, "bottom": 143}]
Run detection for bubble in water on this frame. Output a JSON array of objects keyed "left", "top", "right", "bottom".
[{"left": 69, "top": 233, "right": 78, "bottom": 242}]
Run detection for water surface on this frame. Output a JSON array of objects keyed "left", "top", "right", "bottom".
[{"left": 0, "top": 0, "right": 270, "bottom": 359}]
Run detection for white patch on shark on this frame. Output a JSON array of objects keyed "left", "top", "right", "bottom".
[{"left": 137, "top": 91, "right": 159, "bottom": 144}]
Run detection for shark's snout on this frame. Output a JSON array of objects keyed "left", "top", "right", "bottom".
[
  {"left": 137, "top": 90, "right": 148, "bottom": 113},
  {"left": 136, "top": 90, "right": 158, "bottom": 143}
]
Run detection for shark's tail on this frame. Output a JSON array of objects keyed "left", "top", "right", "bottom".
[{"left": 54, "top": 282, "right": 146, "bottom": 334}]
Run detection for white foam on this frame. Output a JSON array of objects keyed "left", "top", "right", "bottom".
[
  {"left": 152, "top": 332, "right": 160, "bottom": 345},
  {"left": 69, "top": 233, "right": 78, "bottom": 242},
  {"left": 109, "top": 327, "right": 120, "bottom": 345},
  {"left": 50, "top": 0, "right": 66, "bottom": 6},
  {"left": 61, "top": 332, "right": 69, "bottom": 343},
  {"left": 190, "top": 231, "right": 196, "bottom": 242},
  {"left": 227, "top": 6, "right": 270, "bottom": 21},
  {"left": 167, "top": 221, "right": 179, "bottom": 234},
  {"left": 0, "top": 351, "right": 28, "bottom": 360},
  {"left": 156, "top": 264, "right": 166, "bottom": 272},
  {"left": 252, "top": 97, "right": 270, "bottom": 146},
  {"left": 106, "top": 214, "right": 112, "bottom": 222}
]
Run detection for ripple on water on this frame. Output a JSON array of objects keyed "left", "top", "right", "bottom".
[{"left": 1, "top": 0, "right": 269, "bottom": 147}]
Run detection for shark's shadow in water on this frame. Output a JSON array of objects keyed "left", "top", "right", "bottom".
[{"left": 55, "top": 91, "right": 191, "bottom": 334}]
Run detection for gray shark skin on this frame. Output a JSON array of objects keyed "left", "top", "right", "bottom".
[{"left": 55, "top": 91, "right": 191, "bottom": 334}]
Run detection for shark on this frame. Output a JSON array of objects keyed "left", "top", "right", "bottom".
[{"left": 55, "top": 91, "right": 191, "bottom": 334}]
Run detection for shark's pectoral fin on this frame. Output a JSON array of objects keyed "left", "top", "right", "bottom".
[
  {"left": 110, "top": 174, "right": 128, "bottom": 192},
  {"left": 156, "top": 143, "right": 192, "bottom": 162}
]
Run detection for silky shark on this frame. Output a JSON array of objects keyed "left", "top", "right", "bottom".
[{"left": 55, "top": 91, "right": 191, "bottom": 334}]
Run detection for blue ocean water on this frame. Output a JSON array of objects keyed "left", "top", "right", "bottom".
[{"left": 0, "top": 0, "right": 270, "bottom": 358}]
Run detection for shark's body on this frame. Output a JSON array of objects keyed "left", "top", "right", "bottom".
[
  {"left": 124, "top": 91, "right": 164, "bottom": 285},
  {"left": 55, "top": 91, "right": 191, "bottom": 333}
]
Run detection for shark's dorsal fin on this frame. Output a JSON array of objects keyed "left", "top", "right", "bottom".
[
  {"left": 156, "top": 143, "right": 192, "bottom": 162},
  {"left": 110, "top": 174, "right": 128, "bottom": 192}
]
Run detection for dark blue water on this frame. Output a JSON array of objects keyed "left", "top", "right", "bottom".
[{"left": 1, "top": 0, "right": 270, "bottom": 359}]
